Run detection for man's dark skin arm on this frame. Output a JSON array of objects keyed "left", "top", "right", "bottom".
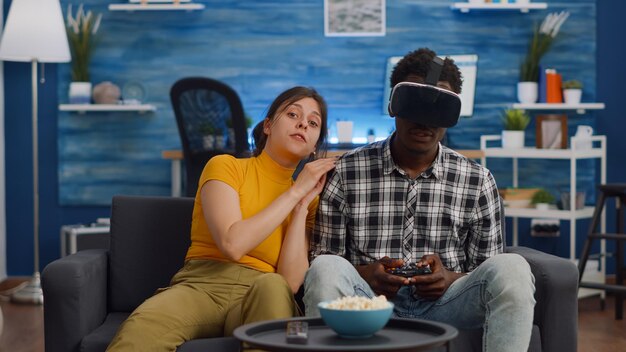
[{"left": 410, "top": 254, "right": 466, "bottom": 299}]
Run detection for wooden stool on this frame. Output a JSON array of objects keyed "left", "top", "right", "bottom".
[{"left": 578, "top": 183, "right": 626, "bottom": 319}]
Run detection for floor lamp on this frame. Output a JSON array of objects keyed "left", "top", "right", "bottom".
[{"left": 0, "top": 0, "right": 70, "bottom": 304}]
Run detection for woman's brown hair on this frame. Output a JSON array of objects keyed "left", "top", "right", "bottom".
[{"left": 252, "top": 86, "right": 328, "bottom": 157}]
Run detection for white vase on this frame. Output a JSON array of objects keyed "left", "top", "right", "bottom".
[
  {"left": 68, "top": 82, "right": 92, "bottom": 104},
  {"left": 215, "top": 135, "right": 226, "bottom": 149},
  {"left": 202, "top": 135, "right": 215, "bottom": 149},
  {"left": 336, "top": 121, "right": 354, "bottom": 144},
  {"left": 535, "top": 203, "right": 550, "bottom": 211},
  {"left": 563, "top": 89, "right": 582, "bottom": 104},
  {"left": 517, "top": 82, "right": 538, "bottom": 104},
  {"left": 502, "top": 130, "right": 525, "bottom": 149}
]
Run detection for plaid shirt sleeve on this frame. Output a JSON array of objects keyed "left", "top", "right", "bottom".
[
  {"left": 310, "top": 168, "right": 348, "bottom": 259},
  {"left": 465, "top": 170, "right": 503, "bottom": 271}
]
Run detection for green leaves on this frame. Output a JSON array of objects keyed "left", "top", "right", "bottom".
[
  {"left": 519, "top": 11, "right": 569, "bottom": 82},
  {"left": 66, "top": 4, "right": 103, "bottom": 82},
  {"left": 502, "top": 109, "right": 530, "bottom": 131}
]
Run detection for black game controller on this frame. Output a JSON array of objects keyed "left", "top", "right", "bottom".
[{"left": 386, "top": 263, "right": 432, "bottom": 277}]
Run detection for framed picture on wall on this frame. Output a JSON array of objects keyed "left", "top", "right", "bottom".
[
  {"left": 382, "top": 54, "right": 478, "bottom": 116},
  {"left": 536, "top": 114, "right": 568, "bottom": 149},
  {"left": 324, "top": 0, "right": 385, "bottom": 37}
]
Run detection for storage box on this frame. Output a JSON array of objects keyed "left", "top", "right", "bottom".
[
  {"left": 499, "top": 188, "right": 541, "bottom": 208},
  {"left": 60, "top": 223, "right": 110, "bottom": 257}
]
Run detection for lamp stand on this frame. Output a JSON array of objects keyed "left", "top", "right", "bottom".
[{"left": 11, "top": 60, "right": 43, "bottom": 305}]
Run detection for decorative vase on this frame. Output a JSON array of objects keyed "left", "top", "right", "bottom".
[
  {"left": 563, "top": 89, "right": 582, "bottom": 104},
  {"left": 535, "top": 203, "right": 550, "bottom": 211},
  {"left": 215, "top": 135, "right": 226, "bottom": 149},
  {"left": 502, "top": 130, "right": 525, "bottom": 149},
  {"left": 228, "top": 128, "right": 236, "bottom": 148},
  {"left": 202, "top": 135, "right": 215, "bottom": 149},
  {"left": 69, "top": 82, "right": 92, "bottom": 104},
  {"left": 336, "top": 121, "right": 354, "bottom": 144},
  {"left": 517, "top": 82, "right": 538, "bottom": 104},
  {"left": 92, "top": 81, "right": 121, "bottom": 104}
]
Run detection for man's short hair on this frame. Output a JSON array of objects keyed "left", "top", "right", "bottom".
[{"left": 390, "top": 48, "right": 463, "bottom": 94}]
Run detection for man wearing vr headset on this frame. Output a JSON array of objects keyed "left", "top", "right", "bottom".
[{"left": 304, "top": 48, "right": 535, "bottom": 351}]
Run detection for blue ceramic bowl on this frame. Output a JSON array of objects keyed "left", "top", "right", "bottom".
[{"left": 318, "top": 301, "right": 394, "bottom": 338}]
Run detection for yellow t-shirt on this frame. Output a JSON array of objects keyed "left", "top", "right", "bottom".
[{"left": 185, "top": 151, "right": 318, "bottom": 273}]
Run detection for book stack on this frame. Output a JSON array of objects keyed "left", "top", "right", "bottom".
[{"left": 538, "top": 68, "right": 563, "bottom": 103}]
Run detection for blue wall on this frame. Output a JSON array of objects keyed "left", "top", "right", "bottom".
[{"left": 4, "top": 0, "right": 618, "bottom": 275}]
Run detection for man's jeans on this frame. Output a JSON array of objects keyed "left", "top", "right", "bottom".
[{"left": 304, "top": 254, "right": 536, "bottom": 352}]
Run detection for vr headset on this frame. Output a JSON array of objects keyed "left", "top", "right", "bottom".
[{"left": 388, "top": 56, "right": 462, "bottom": 128}]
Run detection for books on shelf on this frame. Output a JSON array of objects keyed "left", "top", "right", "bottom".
[{"left": 538, "top": 68, "right": 563, "bottom": 103}]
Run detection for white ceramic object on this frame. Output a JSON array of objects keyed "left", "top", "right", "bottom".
[
  {"left": 517, "top": 82, "right": 538, "bottom": 104},
  {"left": 501, "top": 130, "right": 525, "bottom": 149},
  {"left": 69, "top": 82, "right": 92, "bottom": 104},
  {"left": 535, "top": 203, "right": 550, "bottom": 210},
  {"left": 336, "top": 121, "right": 354, "bottom": 143},
  {"left": 202, "top": 135, "right": 215, "bottom": 149},
  {"left": 563, "top": 89, "right": 582, "bottom": 104},
  {"left": 573, "top": 125, "right": 594, "bottom": 150}
]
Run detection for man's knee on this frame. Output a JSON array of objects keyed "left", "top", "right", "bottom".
[
  {"left": 481, "top": 253, "right": 535, "bottom": 300},
  {"left": 306, "top": 255, "right": 353, "bottom": 284}
]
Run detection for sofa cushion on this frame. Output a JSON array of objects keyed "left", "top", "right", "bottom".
[{"left": 109, "top": 196, "right": 195, "bottom": 312}]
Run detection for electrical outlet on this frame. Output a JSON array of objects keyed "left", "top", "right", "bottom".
[{"left": 530, "top": 218, "right": 560, "bottom": 237}]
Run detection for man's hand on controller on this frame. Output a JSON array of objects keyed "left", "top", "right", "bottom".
[
  {"left": 410, "top": 254, "right": 466, "bottom": 300},
  {"left": 356, "top": 256, "right": 409, "bottom": 299}
]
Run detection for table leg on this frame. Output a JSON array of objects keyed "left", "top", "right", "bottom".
[{"left": 171, "top": 159, "right": 182, "bottom": 197}]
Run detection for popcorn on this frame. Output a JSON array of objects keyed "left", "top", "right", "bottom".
[{"left": 325, "top": 295, "right": 389, "bottom": 310}]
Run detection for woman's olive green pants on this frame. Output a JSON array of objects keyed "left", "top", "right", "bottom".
[{"left": 107, "top": 259, "right": 296, "bottom": 351}]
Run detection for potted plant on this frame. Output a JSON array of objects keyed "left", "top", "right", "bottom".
[
  {"left": 501, "top": 109, "right": 530, "bottom": 149},
  {"left": 225, "top": 118, "right": 235, "bottom": 148},
  {"left": 562, "top": 79, "right": 583, "bottom": 104},
  {"left": 518, "top": 11, "right": 569, "bottom": 103},
  {"left": 66, "top": 4, "right": 103, "bottom": 104},
  {"left": 198, "top": 122, "right": 216, "bottom": 149},
  {"left": 214, "top": 127, "right": 226, "bottom": 149},
  {"left": 531, "top": 189, "right": 555, "bottom": 210}
]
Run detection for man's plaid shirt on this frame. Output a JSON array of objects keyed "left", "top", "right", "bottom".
[{"left": 311, "top": 136, "right": 503, "bottom": 273}]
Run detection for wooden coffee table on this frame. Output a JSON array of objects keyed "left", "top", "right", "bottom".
[{"left": 233, "top": 317, "right": 458, "bottom": 352}]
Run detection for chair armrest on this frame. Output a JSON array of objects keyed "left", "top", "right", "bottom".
[
  {"left": 505, "top": 246, "right": 578, "bottom": 352},
  {"left": 42, "top": 249, "right": 109, "bottom": 352}
]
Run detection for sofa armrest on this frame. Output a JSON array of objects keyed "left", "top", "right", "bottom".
[
  {"left": 505, "top": 246, "right": 578, "bottom": 352},
  {"left": 42, "top": 249, "right": 109, "bottom": 352}
]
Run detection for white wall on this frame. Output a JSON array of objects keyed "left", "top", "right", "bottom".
[{"left": 0, "top": 0, "right": 7, "bottom": 281}]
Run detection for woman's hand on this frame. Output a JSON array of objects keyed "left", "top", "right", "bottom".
[{"left": 292, "top": 157, "right": 337, "bottom": 201}]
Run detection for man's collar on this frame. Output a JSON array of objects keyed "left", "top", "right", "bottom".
[{"left": 382, "top": 134, "right": 442, "bottom": 180}]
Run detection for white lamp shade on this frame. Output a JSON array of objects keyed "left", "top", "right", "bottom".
[{"left": 0, "top": 0, "right": 70, "bottom": 63}]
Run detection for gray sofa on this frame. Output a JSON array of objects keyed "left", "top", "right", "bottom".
[{"left": 42, "top": 195, "right": 578, "bottom": 352}]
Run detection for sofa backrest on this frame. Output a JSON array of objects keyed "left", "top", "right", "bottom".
[{"left": 109, "top": 195, "right": 195, "bottom": 312}]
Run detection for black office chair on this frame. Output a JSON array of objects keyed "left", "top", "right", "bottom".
[{"left": 170, "top": 77, "right": 250, "bottom": 196}]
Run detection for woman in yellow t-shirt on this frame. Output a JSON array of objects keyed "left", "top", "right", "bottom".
[{"left": 107, "top": 86, "right": 336, "bottom": 351}]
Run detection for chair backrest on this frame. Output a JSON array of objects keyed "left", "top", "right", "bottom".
[
  {"left": 109, "top": 195, "right": 195, "bottom": 312},
  {"left": 170, "top": 77, "right": 249, "bottom": 196}
]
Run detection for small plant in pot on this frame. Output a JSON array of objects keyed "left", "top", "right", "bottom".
[
  {"left": 501, "top": 109, "right": 530, "bottom": 149},
  {"left": 518, "top": 11, "right": 570, "bottom": 103},
  {"left": 562, "top": 79, "right": 583, "bottom": 104},
  {"left": 66, "top": 4, "right": 103, "bottom": 104},
  {"left": 225, "top": 118, "right": 235, "bottom": 148},
  {"left": 214, "top": 127, "right": 226, "bottom": 149},
  {"left": 531, "top": 189, "right": 555, "bottom": 210},
  {"left": 199, "top": 122, "right": 216, "bottom": 149}
]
